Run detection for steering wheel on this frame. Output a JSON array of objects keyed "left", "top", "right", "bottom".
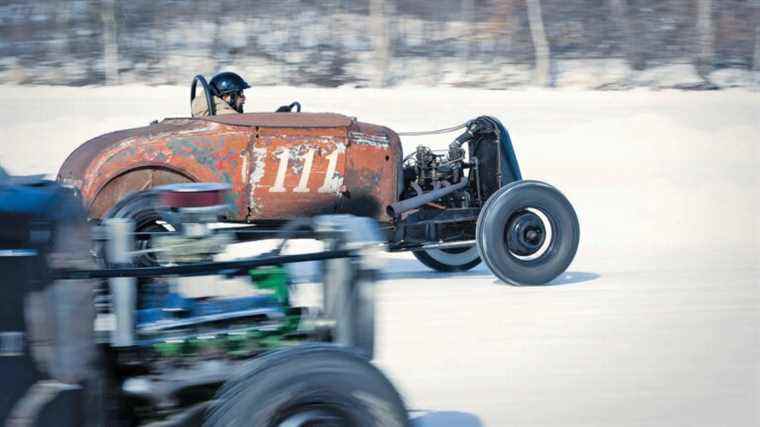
[
  {"left": 276, "top": 101, "right": 302, "bottom": 113},
  {"left": 191, "top": 75, "right": 216, "bottom": 116}
]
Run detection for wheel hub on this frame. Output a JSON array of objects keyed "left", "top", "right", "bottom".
[{"left": 506, "top": 211, "right": 546, "bottom": 257}]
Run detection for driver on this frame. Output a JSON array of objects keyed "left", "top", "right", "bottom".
[{"left": 192, "top": 71, "right": 250, "bottom": 116}]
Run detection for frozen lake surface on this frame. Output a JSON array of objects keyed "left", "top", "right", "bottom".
[{"left": 1, "top": 86, "right": 757, "bottom": 426}]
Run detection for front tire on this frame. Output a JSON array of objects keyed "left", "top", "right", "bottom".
[
  {"left": 412, "top": 246, "right": 481, "bottom": 272},
  {"left": 476, "top": 180, "right": 579, "bottom": 285},
  {"left": 205, "top": 344, "right": 409, "bottom": 427}
]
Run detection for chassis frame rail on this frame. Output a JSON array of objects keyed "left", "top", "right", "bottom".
[{"left": 52, "top": 249, "right": 355, "bottom": 280}]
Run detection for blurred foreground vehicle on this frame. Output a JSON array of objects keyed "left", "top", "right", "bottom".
[
  {"left": 0, "top": 174, "right": 408, "bottom": 426},
  {"left": 58, "top": 77, "right": 579, "bottom": 285}
]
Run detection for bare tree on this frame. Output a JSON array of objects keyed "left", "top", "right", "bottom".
[
  {"left": 696, "top": 0, "right": 714, "bottom": 81},
  {"left": 609, "top": 0, "right": 642, "bottom": 73},
  {"left": 370, "top": 0, "right": 391, "bottom": 87},
  {"left": 101, "top": 0, "right": 119, "bottom": 85},
  {"left": 754, "top": 2, "right": 760, "bottom": 87},
  {"left": 525, "top": 0, "right": 551, "bottom": 86},
  {"left": 462, "top": 0, "right": 475, "bottom": 70}
]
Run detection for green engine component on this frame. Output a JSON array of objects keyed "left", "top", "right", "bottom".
[
  {"left": 148, "top": 266, "right": 302, "bottom": 359},
  {"left": 249, "top": 265, "right": 290, "bottom": 305},
  {"left": 150, "top": 319, "right": 305, "bottom": 360}
]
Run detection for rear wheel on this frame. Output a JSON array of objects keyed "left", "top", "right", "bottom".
[
  {"left": 476, "top": 180, "right": 579, "bottom": 285},
  {"left": 205, "top": 344, "right": 409, "bottom": 427},
  {"left": 412, "top": 246, "right": 481, "bottom": 272},
  {"left": 101, "top": 190, "right": 177, "bottom": 267}
]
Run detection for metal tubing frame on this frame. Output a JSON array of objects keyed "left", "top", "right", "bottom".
[
  {"left": 53, "top": 249, "right": 356, "bottom": 280},
  {"left": 106, "top": 218, "right": 136, "bottom": 347}
]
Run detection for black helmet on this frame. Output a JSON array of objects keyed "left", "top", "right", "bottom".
[{"left": 209, "top": 72, "right": 250, "bottom": 97}]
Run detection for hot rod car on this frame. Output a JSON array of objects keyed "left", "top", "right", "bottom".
[
  {"left": 57, "top": 77, "right": 579, "bottom": 285},
  {"left": 0, "top": 174, "right": 408, "bottom": 426}
]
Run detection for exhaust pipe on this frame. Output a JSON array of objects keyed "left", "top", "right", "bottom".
[{"left": 387, "top": 178, "right": 468, "bottom": 218}]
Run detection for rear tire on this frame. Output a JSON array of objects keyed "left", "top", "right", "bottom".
[
  {"left": 476, "top": 180, "right": 579, "bottom": 285},
  {"left": 205, "top": 344, "right": 409, "bottom": 427},
  {"left": 412, "top": 246, "right": 481, "bottom": 272},
  {"left": 102, "top": 190, "right": 177, "bottom": 267}
]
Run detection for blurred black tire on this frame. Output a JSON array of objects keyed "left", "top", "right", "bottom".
[{"left": 205, "top": 344, "right": 409, "bottom": 427}]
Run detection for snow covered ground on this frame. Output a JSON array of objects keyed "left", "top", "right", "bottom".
[{"left": 1, "top": 86, "right": 758, "bottom": 426}]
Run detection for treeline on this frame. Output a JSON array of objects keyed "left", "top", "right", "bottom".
[{"left": 0, "top": 0, "right": 757, "bottom": 88}]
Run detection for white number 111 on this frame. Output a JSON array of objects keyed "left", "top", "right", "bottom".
[{"left": 269, "top": 149, "right": 340, "bottom": 194}]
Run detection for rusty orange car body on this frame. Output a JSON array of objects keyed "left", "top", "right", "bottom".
[{"left": 58, "top": 113, "right": 402, "bottom": 223}]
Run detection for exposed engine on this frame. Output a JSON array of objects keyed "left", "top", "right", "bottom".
[
  {"left": 402, "top": 145, "right": 467, "bottom": 205},
  {"left": 393, "top": 116, "right": 505, "bottom": 219},
  {"left": 97, "top": 184, "right": 377, "bottom": 420},
  {"left": 96, "top": 184, "right": 318, "bottom": 375},
  {"left": 386, "top": 117, "right": 512, "bottom": 248}
]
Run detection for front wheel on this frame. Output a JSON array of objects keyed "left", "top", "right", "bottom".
[
  {"left": 476, "top": 180, "right": 579, "bottom": 285},
  {"left": 205, "top": 344, "right": 409, "bottom": 427},
  {"left": 412, "top": 246, "right": 481, "bottom": 272}
]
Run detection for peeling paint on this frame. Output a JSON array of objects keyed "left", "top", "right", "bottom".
[
  {"left": 240, "top": 151, "right": 249, "bottom": 185},
  {"left": 349, "top": 131, "right": 389, "bottom": 148},
  {"left": 248, "top": 147, "right": 267, "bottom": 216},
  {"left": 321, "top": 170, "right": 344, "bottom": 194}
]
